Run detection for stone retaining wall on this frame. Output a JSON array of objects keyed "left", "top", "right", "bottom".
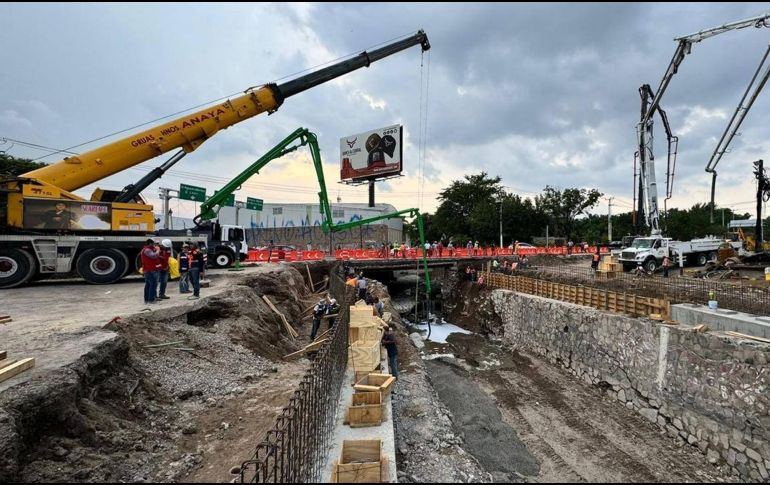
[{"left": 488, "top": 289, "right": 770, "bottom": 481}]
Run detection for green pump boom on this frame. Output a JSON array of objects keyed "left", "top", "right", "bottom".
[{"left": 194, "top": 127, "right": 431, "bottom": 293}]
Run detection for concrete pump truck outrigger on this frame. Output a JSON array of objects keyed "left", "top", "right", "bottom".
[{"left": 0, "top": 31, "right": 431, "bottom": 288}]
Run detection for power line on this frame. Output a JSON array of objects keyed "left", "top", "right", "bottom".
[{"left": 28, "top": 30, "right": 424, "bottom": 163}]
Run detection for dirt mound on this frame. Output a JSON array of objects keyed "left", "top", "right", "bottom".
[
  {"left": 445, "top": 281, "right": 503, "bottom": 335},
  {"left": 0, "top": 265, "right": 320, "bottom": 482}
]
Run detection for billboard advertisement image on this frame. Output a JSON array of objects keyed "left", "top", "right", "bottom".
[
  {"left": 23, "top": 199, "right": 113, "bottom": 231},
  {"left": 340, "top": 124, "right": 403, "bottom": 181}
]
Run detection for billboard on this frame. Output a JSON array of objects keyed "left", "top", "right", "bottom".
[
  {"left": 23, "top": 198, "right": 112, "bottom": 231},
  {"left": 340, "top": 124, "right": 402, "bottom": 181}
]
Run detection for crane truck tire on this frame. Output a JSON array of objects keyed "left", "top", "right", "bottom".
[
  {"left": 708, "top": 251, "right": 718, "bottom": 262},
  {"left": 76, "top": 248, "right": 129, "bottom": 284},
  {"left": 213, "top": 249, "right": 234, "bottom": 268},
  {"left": 644, "top": 257, "right": 658, "bottom": 274},
  {"left": 0, "top": 248, "right": 37, "bottom": 289},
  {"left": 696, "top": 253, "right": 708, "bottom": 266}
]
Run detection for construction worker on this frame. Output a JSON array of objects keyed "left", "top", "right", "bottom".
[
  {"left": 310, "top": 299, "right": 326, "bottom": 341},
  {"left": 188, "top": 242, "right": 204, "bottom": 299},
  {"left": 326, "top": 298, "right": 340, "bottom": 329},
  {"left": 178, "top": 243, "right": 191, "bottom": 293},
  {"left": 357, "top": 273, "right": 368, "bottom": 301},
  {"left": 157, "top": 239, "right": 172, "bottom": 300},
  {"left": 373, "top": 297, "right": 384, "bottom": 318},
  {"left": 382, "top": 326, "right": 399, "bottom": 378},
  {"left": 591, "top": 247, "right": 601, "bottom": 272},
  {"left": 141, "top": 238, "right": 161, "bottom": 305},
  {"left": 663, "top": 255, "right": 671, "bottom": 278}
]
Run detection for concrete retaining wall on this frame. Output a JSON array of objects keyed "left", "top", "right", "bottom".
[{"left": 488, "top": 289, "right": 770, "bottom": 481}]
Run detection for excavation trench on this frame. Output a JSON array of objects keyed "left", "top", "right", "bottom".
[
  {"left": 0, "top": 263, "right": 334, "bottom": 483},
  {"left": 387, "top": 272, "right": 740, "bottom": 483}
]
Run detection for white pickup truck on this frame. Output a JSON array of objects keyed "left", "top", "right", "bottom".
[{"left": 618, "top": 235, "right": 742, "bottom": 273}]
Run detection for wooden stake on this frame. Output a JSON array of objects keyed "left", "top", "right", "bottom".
[{"left": 305, "top": 264, "right": 314, "bottom": 291}]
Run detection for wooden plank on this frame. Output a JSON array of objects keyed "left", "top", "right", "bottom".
[
  {"left": 348, "top": 341, "right": 381, "bottom": 371},
  {"left": 348, "top": 404, "right": 383, "bottom": 428},
  {"left": 0, "top": 358, "right": 35, "bottom": 383},
  {"left": 352, "top": 391, "right": 382, "bottom": 406},
  {"left": 262, "top": 295, "right": 298, "bottom": 339},
  {"left": 354, "top": 373, "right": 396, "bottom": 395},
  {"left": 305, "top": 264, "right": 314, "bottom": 290},
  {"left": 313, "top": 327, "right": 333, "bottom": 343},
  {"left": 283, "top": 339, "right": 329, "bottom": 359},
  {"left": 692, "top": 324, "right": 709, "bottom": 333},
  {"left": 341, "top": 439, "right": 382, "bottom": 464},
  {"left": 0, "top": 350, "right": 6, "bottom": 361},
  {"left": 725, "top": 331, "right": 770, "bottom": 344},
  {"left": 336, "top": 461, "right": 381, "bottom": 483},
  {"left": 0, "top": 359, "right": 18, "bottom": 371}
]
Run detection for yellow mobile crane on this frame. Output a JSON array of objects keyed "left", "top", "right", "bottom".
[{"left": 0, "top": 31, "right": 431, "bottom": 288}]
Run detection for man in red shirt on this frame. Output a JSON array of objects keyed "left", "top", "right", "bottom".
[
  {"left": 157, "top": 239, "right": 172, "bottom": 300},
  {"left": 140, "top": 238, "right": 161, "bottom": 305}
]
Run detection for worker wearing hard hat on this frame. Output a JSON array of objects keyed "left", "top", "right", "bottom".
[
  {"left": 310, "top": 299, "right": 326, "bottom": 341},
  {"left": 157, "top": 239, "right": 173, "bottom": 300}
]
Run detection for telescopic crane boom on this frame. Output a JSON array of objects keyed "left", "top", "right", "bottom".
[{"left": 18, "top": 31, "right": 430, "bottom": 196}]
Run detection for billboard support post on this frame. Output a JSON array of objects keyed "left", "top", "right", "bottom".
[{"left": 369, "top": 180, "right": 375, "bottom": 208}]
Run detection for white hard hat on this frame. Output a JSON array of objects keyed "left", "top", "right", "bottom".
[
  {"left": 161, "top": 239, "right": 172, "bottom": 248},
  {"left": 330, "top": 298, "right": 337, "bottom": 305}
]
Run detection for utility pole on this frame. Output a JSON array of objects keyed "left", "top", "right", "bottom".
[
  {"left": 158, "top": 187, "right": 178, "bottom": 230},
  {"left": 607, "top": 197, "right": 614, "bottom": 242},
  {"left": 235, "top": 201, "right": 245, "bottom": 225},
  {"left": 499, "top": 198, "right": 503, "bottom": 248},
  {"left": 755, "top": 159, "right": 767, "bottom": 248}
]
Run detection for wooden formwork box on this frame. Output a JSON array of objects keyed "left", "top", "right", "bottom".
[
  {"left": 331, "top": 439, "right": 387, "bottom": 483},
  {"left": 345, "top": 391, "right": 385, "bottom": 428},
  {"left": 354, "top": 373, "right": 396, "bottom": 397},
  {"left": 349, "top": 325, "right": 383, "bottom": 346},
  {"left": 352, "top": 364, "right": 381, "bottom": 385},
  {"left": 348, "top": 340, "right": 381, "bottom": 372},
  {"left": 350, "top": 302, "right": 376, "bottom": 323}
]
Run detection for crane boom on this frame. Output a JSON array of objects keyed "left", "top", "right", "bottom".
[{"left": 18, "top": 31, "right": 430, "bottom": 194}]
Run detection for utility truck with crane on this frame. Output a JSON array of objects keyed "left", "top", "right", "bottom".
[
  {"left": 619, "top": 13, "right": 768, "bottom": 273},
  {"left": 0, "top": 31, "right": 431, "bottom": 288}
]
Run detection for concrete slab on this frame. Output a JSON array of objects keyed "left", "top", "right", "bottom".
[
  {"left": 671, "top": 303, "right": 770, "bottom": 339},
  {"left": 321, "top": 363, "right": 397, "bottom": 483}
]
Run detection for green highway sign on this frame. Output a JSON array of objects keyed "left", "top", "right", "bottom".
[
  {"left": 247, "top": 197, "right": 264, "bottom": 211},
  {"left": 179, "top": 184, "right": 206, "bottom": 202},
  {"left": 213, "top": 190, "right": 235, "bottom": 207}
]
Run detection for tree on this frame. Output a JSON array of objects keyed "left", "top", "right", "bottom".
[
  {"left": 431, "top": 172, "right": 504, "bottom": 243},
  {"left": 0, "top": 153, "right": 47, "bottom": 177},
  {"left": 534, "top": 186, "right": 603, "bottom": 240}
]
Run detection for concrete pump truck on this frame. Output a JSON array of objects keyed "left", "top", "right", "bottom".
[
  {"left": 619, "top": 13, "right": 768, "bottom": 272},
  {"left": 0, "top": 31, "right": 431, "bottom": 288}
]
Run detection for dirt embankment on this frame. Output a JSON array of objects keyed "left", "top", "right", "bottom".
[{"left": 0, "top": 265, "right": 329, "bottom": 483}]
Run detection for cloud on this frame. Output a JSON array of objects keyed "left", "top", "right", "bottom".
[{"left": 3, "top": 3, "right": 770, "bottom": 220}]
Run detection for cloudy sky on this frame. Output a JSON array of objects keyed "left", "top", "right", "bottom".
[{"left": 2, "top": 2, "right": 770, "bottom": 220}]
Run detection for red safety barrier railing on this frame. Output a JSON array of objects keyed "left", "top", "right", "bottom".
[{"left": 247, "top": 245, "right": 610, "bottom": 263}]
